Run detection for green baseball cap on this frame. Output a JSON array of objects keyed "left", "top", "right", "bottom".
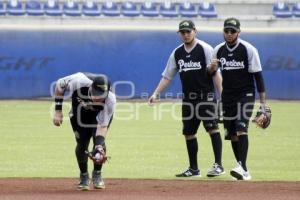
[
  {"left": 178, "top": 20, "right": 195, "bottom": 32},
  {"left": 224, "top": 18, "right": 240, "bottom": 31}
]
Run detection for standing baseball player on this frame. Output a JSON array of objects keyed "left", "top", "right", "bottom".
[
  {"left": 53, "top": 72, "right": 116, "bottom": 190},
  {"left": 148, "top": 20, "right": 224, "bottom": 177},
  {"left": 207, "top": 18, "right": 268, "bottom": 180}
]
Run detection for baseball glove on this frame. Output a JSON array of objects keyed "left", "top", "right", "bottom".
[
  {"left": 252, "top": 105, "right": 272, "bottom": 129},
  {"left": 85, "top": 145, "right": 108, "bottom": 165}
]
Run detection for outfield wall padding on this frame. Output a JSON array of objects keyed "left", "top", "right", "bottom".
[{"left": 0, "top": 30, "right": 299, "bottom": 99}]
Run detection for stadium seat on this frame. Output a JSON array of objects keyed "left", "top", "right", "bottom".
[
  {"left": 160, "top": 1, "right": 178, "bottom": 17},
  {"left": 273, "top": 2, "right": 292, "bottom": 18},
  {"left": 141, "top": 1, "right": 159, "bottom": 17},
  {"left": 0, "top": 1, "right": 6, "bottom": 15},
  {"left": 179, "top": 2, "right": 198, "bottom": 18},
  {"left": 7, "top": 0, "right": 25, "bottom": 15},
  {"left": 199, "top": 2, "right": 217, "bottom": 18},
  {"left": 26, "top": 0, "right": 44, "bottom": 16},
  {"left": 292, "top": 2, "right": 300, "bottom": 17},
  {"left": 122, "top": 1, "right": 140, "bottom": 17},
  {"left": 102, "top": 1, "right": 120, "bottom": 16},
  {"left": 82, "top": 0, "right": 101, "bottom": 16},
  {"left": 44, "top": 0, "right": 62, "bottom": 16},
  {"left": 63, "top": 0, "right": 81, "bottom": 16}
]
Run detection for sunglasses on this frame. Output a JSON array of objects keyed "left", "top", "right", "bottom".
[{"left": 224, "top": 28, "right": 237, "bottom": 34}]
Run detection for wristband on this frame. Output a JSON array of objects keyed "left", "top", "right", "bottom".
[{"left": 55, "top": 98, "right": 63, "bottom": 111}]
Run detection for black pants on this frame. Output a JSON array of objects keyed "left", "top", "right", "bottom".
[
  {"left": 182, "top": 99, "right": 219, "bottom": 135},
  {"left": 223, "top": 95, "right": 255, "bottom": 140},
  {"left": 69, "top": 114, "right": 113, "bottom": 173}
]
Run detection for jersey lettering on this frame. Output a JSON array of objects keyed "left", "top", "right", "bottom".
[
  {"left": 178, "top": 59, "right": 202, "bottom": 72},
  {"left": 220, "top": 58, "right": 245, "bottom": 70}
]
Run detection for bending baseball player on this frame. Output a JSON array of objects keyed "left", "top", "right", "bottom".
[{"left": 53, "top": 72, "right": 116, "bottom": 190}]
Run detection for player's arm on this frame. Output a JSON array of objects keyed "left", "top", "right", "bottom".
[
  {"left": 87, "top": 124, "right": 109, "bottom": 164},
  {"left": 207, "top": 59, "right": 219, "bottom": 75},
  {"left": 254, "top": 72, "right": 266, "bottom": 106},
  {"left": 52, "top": 72, "right": 85, "bottom": 126},
  {"left": 203, "top": 43, "right": 222, "bottom": 96},
  {"left": 94, "top": 94, "right": 116, "bottom": 146},
  {"left": 53, "top": 85, "right": 65, "bottom": 126},
  {"left": 212, "top": 71, "right": 223, "bottom": 97},
  {"left": 253, "top": 72, "right": 270, "bottom": 127},
  {"left": 207, "top": 44, "right": 224, "bottom": 75},
  {"left": 247, "top": 44, "right": 267, "bottom": 107},
  {"left": 204, "top": 43, "right": 219, "bottom": 76},
  {"left": 148, "top": 51, "right": 177, "bottom": 105},
  {"left": 53, "top": 76, "right": 71, "bottom": 126},
  {"left": 94, "top": 125, "right": 108, "bottom": 147},
  {"left": 148, "top": 77, "right": 172, "bottom": 104}
]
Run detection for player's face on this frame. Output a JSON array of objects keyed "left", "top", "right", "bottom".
[
  {"left": 179, "top": 29, "right": 196, "bottom": 45},
  {"left": 90, "top": 95, "right": 105, "bottom": 103},
  {"left": 223, "top": 28, "right": 240, "bottom": 45}
]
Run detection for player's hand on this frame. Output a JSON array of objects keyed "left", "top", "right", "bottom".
[
  {"left": 252, "top": 104, "right": 271, "bottom": 129},
  {"left": 148, "top": 93, "right": 158, "bottom": 106},
  {"left": 53, "top": 110, "right": 63, "bottom": 126},
  {"left": 255, "top": 104, "right": 267, "bottom": 126},
  {"left": 86, "top": 145, "right": 108, "bottom": 165},
  {"left": 207, "top": 59, "right": 219, "bottom": 74}
]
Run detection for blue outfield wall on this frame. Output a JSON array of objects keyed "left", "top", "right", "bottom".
[{"left": 0, "top": 29, "right": 299, "bottom": 99}]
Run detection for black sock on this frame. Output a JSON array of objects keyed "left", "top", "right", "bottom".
[
  {"left": 231, "top": 140, "right": 240, "bottom": 162},
  {"left": 94, "top": 164, "right": 102, "bottom": 172},
  {"left": 186, "top": 138, "right": 198, "bottom": 170},
  {"left": 238, "top": 135, "right": 249, "bottom": 171},
  {"left": 75, "top": 144, "right": 89, "bottom": 174},
  {"left": 78, "top": 162, "right": 88, "bottom": 174},
  {"left": 210, "top": 132, "right": 222, "bottom": 166}
]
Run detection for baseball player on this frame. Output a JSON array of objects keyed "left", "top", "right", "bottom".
[
  {"left": 207, "top": 18, "right": 268, "bottom": 180},
  {"left": 53, "top": 72, "right": 116, "bottom": 190},
  {"left": 148, "top": 20, "right": 224, "bottom": 177}
]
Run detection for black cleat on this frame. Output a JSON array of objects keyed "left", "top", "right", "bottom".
[{"left": 175, "top": 168, "right": 201, "bottom": 177}]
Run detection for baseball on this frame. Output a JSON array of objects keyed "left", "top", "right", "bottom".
[{"left": 95, "top": 153, "right": 101, "bottom": 160}]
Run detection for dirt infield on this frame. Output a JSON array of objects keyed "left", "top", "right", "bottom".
[{"left": 0, "top": 178, "right": 299, "bottom": 200}]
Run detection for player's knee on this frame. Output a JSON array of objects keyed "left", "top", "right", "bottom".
[
  {"left": 204, "top": 121, "right": 219, "bottom": 134},
  {"left": 75, "top": 142, "right": 90, "bottom": 162},
  {"left": 235, "top": 121, "right": 248, "bottom": 133},
  {"left": 207, "top": 128, "right": 220, "bottom": 135},
  {"left": 237, "top": 131, "right": 247, "bottom": 136},
  {"left": 184, "top": 134, "right": 197, "bottom": 140}
]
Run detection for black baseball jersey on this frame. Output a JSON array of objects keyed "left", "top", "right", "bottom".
[
  {"left": 162, "top": 39, "right": 214, "bottom": 100},
  {"left": 71, "top": 87, "right": 104, "bottom": 124},
  {"left": 56, "top": 72, "right": 116, "bottom": 126},
  {"left": 213, "top": 38, "right": 262, "bottom": 103}
]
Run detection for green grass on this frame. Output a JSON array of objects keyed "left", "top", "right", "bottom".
[{"left": 0, "top": 100, "right": 299, "bottom": 181}]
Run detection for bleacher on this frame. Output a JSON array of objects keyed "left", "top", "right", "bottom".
[
  {"left": 0, "top": 0, "right": 299, "bottom": 30},
  {"left": 0, "top": 0, "right": 299, "bottom": 100},
  {"left": 0, "top": 0, "right": 299, "bottom": 19}
]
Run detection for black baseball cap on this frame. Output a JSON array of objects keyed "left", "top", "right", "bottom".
[
  {"left": 224, "top": 18, "right": 240, "bottom": 31},
  {"left": 178, "top": 20, "right": 195, "bottom": 32},
  {"left": 90, "top": 75, "right": 110, "bottom": 98}
]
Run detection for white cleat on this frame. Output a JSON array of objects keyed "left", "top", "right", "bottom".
[{"left": 230, "top": 163, "right": 252, "bottom": 181}]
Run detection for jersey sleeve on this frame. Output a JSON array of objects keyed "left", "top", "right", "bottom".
[
  {"left": 161, "top": 51, "right": 178, "bottom": 80},
  {"left": 56, "top": 72, "right": 92, "bottom": 93},
  {"left": 96, "top": 92, "right": 116, "bottom": 127},
  {"left": 246, "top": 44, "right": 262, "bottom": 73},
  {"left": 212, "top": 42, "right": 225, "bottom": 60},
  {"left": 212, "top": 48, "right": 218, "bottom": 59},
  {"left": 198, "top": 40, "right": 213, "bottom": 66}
]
